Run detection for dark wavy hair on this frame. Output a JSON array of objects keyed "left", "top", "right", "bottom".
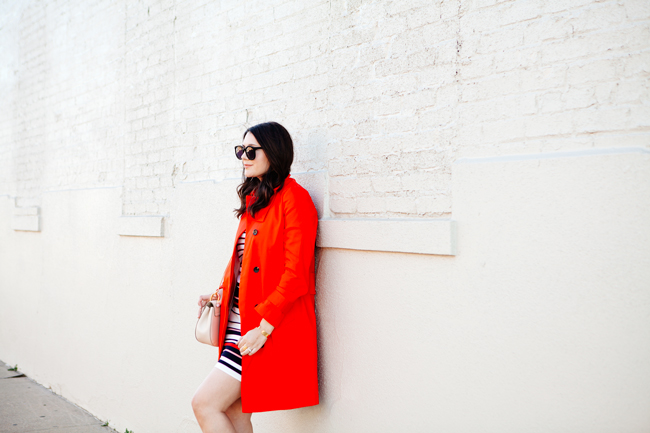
[{"left": 235, "top": 122, "right": 294, "bottom": 218}]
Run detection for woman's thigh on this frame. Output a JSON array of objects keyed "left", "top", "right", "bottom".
[{"left": 193, "top": 367, "right": 242, "bottom": 412}]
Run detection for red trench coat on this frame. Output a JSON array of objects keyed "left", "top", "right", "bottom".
[{"left": 216, "top": 175, "right": 319, "bottom": 413}]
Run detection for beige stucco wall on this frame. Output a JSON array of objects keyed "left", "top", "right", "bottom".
[
  {"left": 1, "top": 149, "right": 649, "bottom": 432},
  {"left": 1, "top": 0, "right": 649, "bottom": 432}
]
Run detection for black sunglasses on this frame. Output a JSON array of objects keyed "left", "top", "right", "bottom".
[{"left": 234, "top": 145, "right": 263, "bottom": 160}]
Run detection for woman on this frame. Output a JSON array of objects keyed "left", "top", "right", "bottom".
[{"left": 192, "top": 122, "right": 319, "bottom": 433}]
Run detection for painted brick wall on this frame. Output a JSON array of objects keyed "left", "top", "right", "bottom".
[
  {"left": 0, "top": 1, "right": 125, "bottom": 207},
  {"left": 1, "top": 0, "right": 648, "bottom": 216}
]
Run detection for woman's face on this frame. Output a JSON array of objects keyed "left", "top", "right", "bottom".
[{"left": 242, "top": 132, "right": 270, "bottom": 180}]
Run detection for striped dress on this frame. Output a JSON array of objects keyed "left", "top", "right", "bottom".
[{"left": 215, "top": 231, "right": 246, "bottom": 381}]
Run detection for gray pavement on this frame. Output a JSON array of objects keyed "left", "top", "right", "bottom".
[{"left": 0, "top": 361, "right": 118, "bottom": 433}]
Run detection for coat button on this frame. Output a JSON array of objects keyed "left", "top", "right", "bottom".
[
  {"left": 253, "top": 229, "right": 258, "bottom": 235},
  {"left": 253, "top": 266, "right": 260, "bottom": 273}
]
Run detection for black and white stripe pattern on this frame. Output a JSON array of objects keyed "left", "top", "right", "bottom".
[{"left": 215, "top": 231, "right": 246, "bottom": 381}]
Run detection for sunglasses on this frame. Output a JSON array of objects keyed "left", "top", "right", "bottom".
[{"left": 234, "top": 145, "right": 263, "bottom": 160}]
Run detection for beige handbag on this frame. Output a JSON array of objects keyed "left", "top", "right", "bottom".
[{"left": 195, "top": 295, "right": 221, "bottom": 347}]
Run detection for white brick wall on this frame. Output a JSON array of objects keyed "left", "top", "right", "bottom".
[
  {"left": 0, "top": 0, "right": 125, "bottom": 207},
  {"left": 1, "top": 0, "right": 648, "bottom": 217}
]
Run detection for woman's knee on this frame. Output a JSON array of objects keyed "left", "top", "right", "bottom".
[
  {"left": 191, "top": 390, "right": 206, "bottom": 415},
  {"left": 192, "top": 388, "right": 217, "bottom": 417},
  {"left": 192, "top": 384, "right": 235, "bottom": 416}
]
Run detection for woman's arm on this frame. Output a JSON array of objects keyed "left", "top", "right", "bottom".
[
  {"left": 253, "top": 186, "right": 318, "bottom": 328},
  {"left": 259, "top": 318, "right": 274, "bottom": 334}
]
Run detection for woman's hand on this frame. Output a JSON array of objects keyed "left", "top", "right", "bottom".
[
  {"left": 197, "top": 289, "right": 222, "bottom": 318},
  {"left": 238, "top": 319, "right": 274, "bottom": 356}
]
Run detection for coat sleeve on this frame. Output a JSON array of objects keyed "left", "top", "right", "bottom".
[
  {"left": 214, "top": 256, "right": 232, "bottom": 298},
  {"left": 219, "top": 256, "right": 232, "bottom": 289},
  {"left": 254, "top": 187, "right": 318, "bottom": 327}
]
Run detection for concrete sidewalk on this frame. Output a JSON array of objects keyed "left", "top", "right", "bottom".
[{"left": 0, "top": 361, "right": 118, "bottom": 433}]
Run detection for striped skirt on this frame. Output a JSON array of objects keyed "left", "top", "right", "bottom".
[{"left": 215, "top": 283, "right": 242, "bottom": 381}]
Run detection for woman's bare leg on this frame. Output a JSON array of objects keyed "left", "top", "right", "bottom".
[
  {"left": 225, "top": 398, "right": 253, "bottom": 433},
  {"left": 192, "top": 368, "right": 243, "bottom": 433}
]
